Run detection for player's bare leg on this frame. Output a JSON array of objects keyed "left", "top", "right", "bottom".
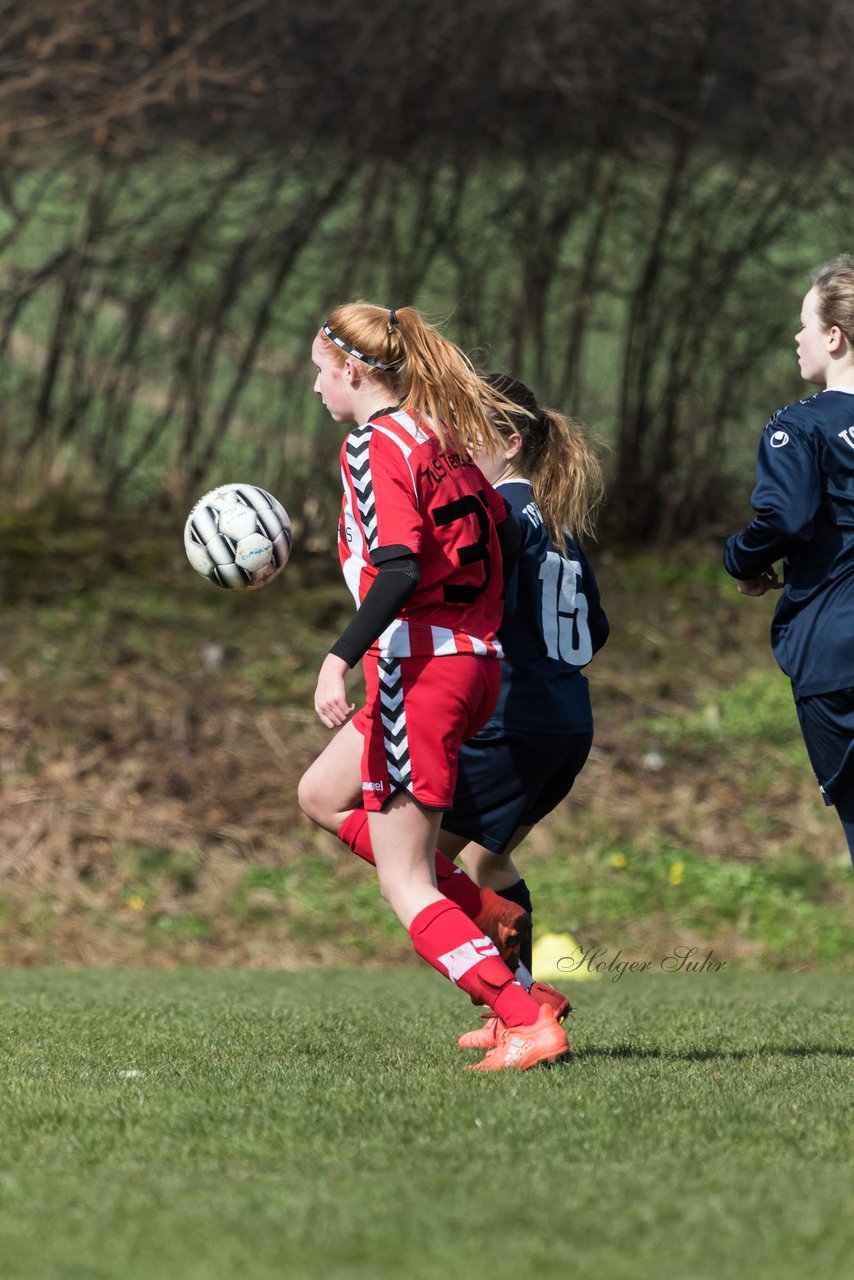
[
  {"left": 368, "top": 791, "right": 444, "bottom": 928},
  {"left": 297, "top": 719, "right": 363, "bottom": 833},
  {"left": 437, "top": 827, "right": 532, "bottom": 892},
  {"left": 299, "top": 732, "right": 529, "bottom": 968},
  {"left": 369, "top": 793, "right": 550, "bottom": 1043}
]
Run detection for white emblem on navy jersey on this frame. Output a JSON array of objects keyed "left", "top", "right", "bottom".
[{"left": 770, "top": 430, "right": 789, "bottom": 448}]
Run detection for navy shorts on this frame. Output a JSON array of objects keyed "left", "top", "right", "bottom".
[
  {"left": 440, "top": 727, "right": 593, "bottom": 854},
  {"left": 795, "top": 687, "right": 854, "bottom": 816}
]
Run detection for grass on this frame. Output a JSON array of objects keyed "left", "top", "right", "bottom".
[{"left": 0, "top": 967, "right": 850, "bottom": 1280}]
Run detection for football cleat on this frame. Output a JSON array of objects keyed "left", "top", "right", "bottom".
[
  {"left": 457, "top": 982, "right": 572, "bottom": 1050},
  {"left": 528, "top": 981, "right": 572, "bottom": 1023},
  {"left": 457, "top": 1015, "right": 505, "bottom": 1050},
  {"left": 472, "top": 887, "right": 531, "bottom": 973},
  {"left": 466, "top": 1004, "right": 570, "bottom": 1072}
]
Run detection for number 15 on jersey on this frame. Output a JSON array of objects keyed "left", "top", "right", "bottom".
[{"left": 538, "top": 552, "right": 592, "bottom": 665}]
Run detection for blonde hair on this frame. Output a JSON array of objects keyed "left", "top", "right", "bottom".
[
  {"left": 483, "top": 373, "right": 605, "bottom": 548},
  {"left": 320, "top": 301, "right": 514, "bottom": 456},
  {"left": 813, "top": 254, "right": 854, "bottom": 341}
]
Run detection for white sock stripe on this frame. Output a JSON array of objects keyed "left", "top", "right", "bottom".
[{"left": 437, "top": 937, "right": 500, "bottom": 982}]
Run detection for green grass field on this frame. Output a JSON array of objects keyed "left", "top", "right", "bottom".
[{"left": 0, "top": 968, "right": 850, "bottom": 1280}]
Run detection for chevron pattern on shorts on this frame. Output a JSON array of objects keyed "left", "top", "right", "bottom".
[
  {"left": 345, "top": 424, "right": 377, "bottom": 552},
  {"left": 378, "top": 657, "right": 412, "bottom": 792}
]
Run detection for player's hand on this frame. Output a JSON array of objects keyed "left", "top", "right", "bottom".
[
  {"left": 314, "top": 653, "right": 355, "bottom": 728},
  {"left": 736, "top": 568, "right": 782, "bottom": 597}
]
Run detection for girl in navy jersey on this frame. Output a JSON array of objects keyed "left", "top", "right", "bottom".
[
  {"left": 436, "top": 374, "right": 609, "bottom": 1051},
  {"left": 724, "top": 254, "right": 854, "bottom": 867},
  {"left": 298, "top": 302, "right": 570, "bottom": 1070}
]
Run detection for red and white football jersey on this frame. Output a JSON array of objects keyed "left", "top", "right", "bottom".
[{"left": 338, "top": 409, "right": 507, "bottom": 658}]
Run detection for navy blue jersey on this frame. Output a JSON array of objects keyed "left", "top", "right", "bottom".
[
  {"left": 724, "top": 389, "right": 854, "bottom": 698},
  {"left": 484, "top": 479, "right": 609, "bottom": 733}
]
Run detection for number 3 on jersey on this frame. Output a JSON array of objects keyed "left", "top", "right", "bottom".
[
  {"left": 538, "top": 551, "right": 592, "bottom": 665},
  {"left": 433, "top": 492, "right": 492, "bottom": 604}
]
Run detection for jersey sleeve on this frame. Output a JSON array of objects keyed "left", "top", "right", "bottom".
[
  {"left": 723, "top": 411, "right": 822, "bottom": 579},
  {"left": 329, "top": 554, "right": 420, "bottom": 667}
]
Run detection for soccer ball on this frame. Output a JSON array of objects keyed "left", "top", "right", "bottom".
[{"left": 184, "top": 484, "right": 292, "bottom": 589}]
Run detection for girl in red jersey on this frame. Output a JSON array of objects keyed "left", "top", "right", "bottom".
[{"left": 298, "top": 302, "right": 570, "bottom": 1070}]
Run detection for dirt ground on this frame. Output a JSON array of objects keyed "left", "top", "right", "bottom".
[{"left": 0, "top": 528, "right": 844, "bottom": 967}]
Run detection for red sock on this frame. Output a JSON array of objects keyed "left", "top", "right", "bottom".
[
  {"left": 408, "top": 900, "right": 540, "bottom": 1027},
  {"left": 434, "top": 862, "right": 482, "bottom": 920},
  {"left": 338, "top": 810, "right": 483, "bottom": 920},
  {"left": 337, "top": 809, "right": 375, "bottom": 865}
]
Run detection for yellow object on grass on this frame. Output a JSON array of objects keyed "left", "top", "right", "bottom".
[{"left": 532, "top": 931, "right": 600, "bottom": 982}]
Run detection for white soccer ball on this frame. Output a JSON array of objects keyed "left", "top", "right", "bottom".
[{"left": 184, "top": 484, "right": 292, "bottom": 589}]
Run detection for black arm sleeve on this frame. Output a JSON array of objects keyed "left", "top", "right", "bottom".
[
  {"left": 329, "top": 554, "right": 420, "bottom": 668},
  {"left": 497, "top": 503, "right": 522, "bottom": 594}
]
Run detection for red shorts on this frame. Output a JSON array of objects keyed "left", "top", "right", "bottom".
[{"left": 352, "top": 654, "right": 501, "bottom": 812}]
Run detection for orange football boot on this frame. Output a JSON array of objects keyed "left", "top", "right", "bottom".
[
  {"left": 457, "top": 980, "right": 572, "bottom": 1049},
  {"left": 466, "top": 1004, "right": 570, "bottom": 1072}
]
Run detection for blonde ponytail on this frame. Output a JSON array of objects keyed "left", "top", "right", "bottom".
[
  {"left": 529, "top": 408, "right": 605, "bottom": 547},
  {"left": 320, "top": 301, "right": 517, "bottom": 455},
  {"left": 482, "top": 373, "right": 605, "bottom": 548}
]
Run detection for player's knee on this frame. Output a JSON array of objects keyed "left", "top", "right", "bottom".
[{"left": 297, "top": 770, "right": 324, "bottom": 824}]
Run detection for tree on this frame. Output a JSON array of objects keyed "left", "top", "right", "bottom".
[{"left": 1, "top": 0, "right": 852, "bottom": 541}]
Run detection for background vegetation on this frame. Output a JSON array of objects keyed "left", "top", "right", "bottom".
[
  {"left": 2, "top": 0, "right": 854, "bottom": 539},
  {"left": 1, "top": 2, "right": 853, "bottom": 969},
  {"left": 1, "top": 12, "right": 852, "bottom": 1279}
]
